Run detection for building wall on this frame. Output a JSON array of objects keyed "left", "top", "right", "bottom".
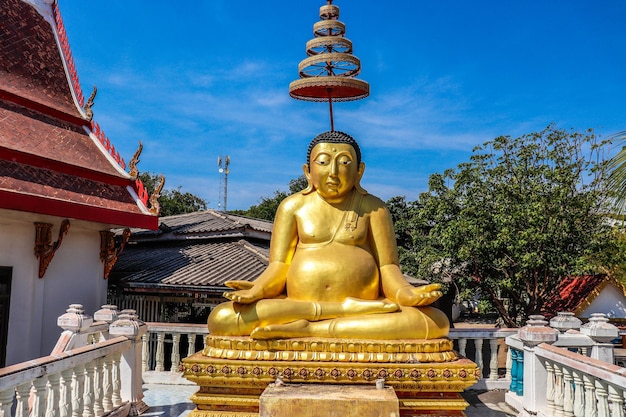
[
  {"left": 581, "top": 284, "right": 626, "bottom": 319},
  {"left": 0, "top": 209, "right": 108, "bottom": 365}
]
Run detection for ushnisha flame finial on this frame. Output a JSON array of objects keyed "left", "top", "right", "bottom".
[{"left": 289, "top": 0, "right": 369, "bottom": 131}]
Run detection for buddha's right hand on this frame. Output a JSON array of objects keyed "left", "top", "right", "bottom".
[
  {"left": 223, "top": 281, "right": 264, "bottom": 304},
  {"left": 224, "top": 280, "right": 254, "bottom": 290}
]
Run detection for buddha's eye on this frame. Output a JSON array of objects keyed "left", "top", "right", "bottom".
[
  {"left": 338, "top": 156, "right": 352, "bottom": 166},
  {"left": 314, "top": 155, "right": 330, "bottom": 165}
]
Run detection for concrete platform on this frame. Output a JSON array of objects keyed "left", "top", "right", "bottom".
[{"left": 142, "top": 384, "right": 518, "bottom": 417}]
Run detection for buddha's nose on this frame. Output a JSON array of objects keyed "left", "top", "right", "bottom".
[{"left": 330, "top": 160, "right": 339, "bottom": 176}]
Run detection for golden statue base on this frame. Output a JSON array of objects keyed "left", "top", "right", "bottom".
[{"left": 181, "top": 336, "right": 479, "bottom": 417}]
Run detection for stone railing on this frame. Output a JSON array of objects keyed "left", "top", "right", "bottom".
[
  {"left": 0, "top": 304, "right": 147, "bottom": 417},
  {"left": 448, "top": 327, "right": 518, "bottom": 390},
  {"left": 142, "top": 322, "right": 209, "bottom": 384},
  {"left": 505, "top": 313, "right": 622, "bottom": 417},
  {"left": 139, "top": 322, "right": 519, "bottom": 389}
]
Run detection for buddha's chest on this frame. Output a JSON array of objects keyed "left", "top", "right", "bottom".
[{"left": 296, "top": 209, "right": 369, "bottom": 246}]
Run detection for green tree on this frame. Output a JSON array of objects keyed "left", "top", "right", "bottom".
[
  {"left": 138, "top": 172, "right": 207, "bottom": 217},
  {"left": 401, "top": 125, "right": 614, "bottom": 327},
  {"left": 240, "top": 176, "right": 308, "bottom": 221},
  {"left": 606, "top": 131, "right": 626, "bottom": 213}
]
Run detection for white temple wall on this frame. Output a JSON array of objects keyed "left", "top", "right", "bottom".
[
  {"left": 0, "top": 210, "right": 108, "bottom": 365},
  {"left": 580, "top": 283, "right": 626, "bottom": 319}
]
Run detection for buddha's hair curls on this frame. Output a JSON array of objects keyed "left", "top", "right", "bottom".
[{"left": 306, "top": 131, "right": 362, "bottom": 167}]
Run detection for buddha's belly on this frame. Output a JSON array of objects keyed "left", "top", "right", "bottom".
[{"left": 286, "top": 244, "right": 380, "bottom": 302}]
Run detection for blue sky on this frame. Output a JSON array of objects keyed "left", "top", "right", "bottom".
[{"left": 59, "top": 1, "right": 626, "bottom": 210}]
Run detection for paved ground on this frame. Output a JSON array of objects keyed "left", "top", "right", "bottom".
[
  {"left": 462, "top": 389, "right": 518, "bottom": 417},
  {"left": 142, "top": 383, "right": 518, "bottom": 417}
]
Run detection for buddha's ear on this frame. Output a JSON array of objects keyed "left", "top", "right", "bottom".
[
  {"left": 355, "top": 162, "right": 368, "bottom": 195},
  {"left": 301, "top": 164, "right": 314, "bottom": 194},
  {"left": 358, "top": 162, "right": 365, "bottom": 179}
]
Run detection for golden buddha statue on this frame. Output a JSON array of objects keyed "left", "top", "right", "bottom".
[{"left": 208, "top": 131, "right": 449, "bottom": 340}]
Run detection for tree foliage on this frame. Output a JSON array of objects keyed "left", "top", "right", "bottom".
[
  {"left": 606, "top": 131, "right": 626, "bottom": 214},
  {"left": 397, "top": 125, "right": 616, "bottom": 327},
  {"left": 138, "top": 172, "right": 207, "bottom": 217},
  {"left": 235, "top": 176, "right": 308, "bottom": 221}
]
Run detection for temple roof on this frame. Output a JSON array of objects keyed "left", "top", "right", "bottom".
[
  {"left": 0, "top": 0, "right": 158, "bottom": 230},
  {"left": 541, "top": 274, "right": 623, "bottom": 319},
  {"left": 109, "top": 211, "right": 272, "bottom": 294}
]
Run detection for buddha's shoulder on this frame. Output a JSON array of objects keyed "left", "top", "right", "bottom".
[
  {"left": 360, "top": 193, "right": 388, "bottom": 211},
  {"left": 277, "top": 192, "right": 308, "bottom": 212}
]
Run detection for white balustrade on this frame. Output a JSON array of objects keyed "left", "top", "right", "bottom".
[
  {"left": 447, "top": 328, "right": 518, "bottom": 390},
  {"left": 506, "top": 312, "right": 626, "bottom": 417},
  {"left": 142, "top": 323, "right": 209, "bottom": 377},
  {"left": 0, "top": 304, "right": 145, "bottom": 417}
]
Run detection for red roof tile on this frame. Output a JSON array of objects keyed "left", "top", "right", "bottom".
[
  {"left": 0, "top": 101, "right": 125, "bottom": 179},
  {"left": 0, "top": 0, "right": 157, "bottom": 229},
  {"left": 0, "top": 0, "right": 82, "bottom": 118},
  {"left": 541, "top": 275, "right": 610, "bottom": 318}
]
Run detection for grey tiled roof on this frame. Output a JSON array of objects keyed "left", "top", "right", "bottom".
[
  {"left": 111, "top": 239, "right": 269, "bottom": 290},
  {"left": 110, "top": 210, "right": 273, "bottom": 292},
  {"left": 129, "top": 210, "right": 273, "bottom": 240}
]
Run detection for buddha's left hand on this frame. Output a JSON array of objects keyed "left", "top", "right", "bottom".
[{"left": 396, "top": 283, "right": 443, "bottom": 307}]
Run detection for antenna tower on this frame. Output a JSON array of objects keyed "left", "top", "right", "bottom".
[{"left": 217, "top": 156, "right": 230, "bottom": 211}]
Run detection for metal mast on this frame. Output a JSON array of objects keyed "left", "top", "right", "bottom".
[{"left": 217, "top": 156, "right": 230, "bottom": 211}]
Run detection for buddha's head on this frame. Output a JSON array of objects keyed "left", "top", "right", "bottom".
[{"left": 302, "top": 131, "right": 367, "bottom": 200}]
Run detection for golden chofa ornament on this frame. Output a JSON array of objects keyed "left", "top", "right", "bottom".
[{"left": 289, "top": 0, "right": 369, "bottom": 131}]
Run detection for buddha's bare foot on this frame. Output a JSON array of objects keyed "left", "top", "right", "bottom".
[
  {"left": 251, "top": 320, "right": 312, "bottom": 339},
  {"left": 341, "top": 297, "right": 399, "bottom": 316}
]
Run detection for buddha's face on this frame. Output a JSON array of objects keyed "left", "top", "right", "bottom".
[{"left": 304, "top": 143, "right": 364, "bottom": 202}]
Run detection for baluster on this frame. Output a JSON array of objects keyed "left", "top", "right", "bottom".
[
  {"left": 474, "top": 338, "right": 484, "bottom": 374},
  {"left": 583, "top": 374, "right": 598, "bottom": 417},
  {"left": 102, "top": 357, "right": 114, "bottom": 412},
  {"left": 15, "top": 382, "right": 31, "bottom": 417},
  {"left": 142, "top": 333, "right": 149, "bottom": 371},
  {"left": 554, "top": 364, "right": 564, "bottom": 417},
  {"left": 510, "top": 349, "right": 518, "bottom": 394},
  {"left": 580, "top": 347, "right": 589, "bottom": 357},
  {"left": 505, "top": 346, "right": 512, "bottom": 380},
  {"left": 46, "top": 373, "right": 62, "bottom": 417},
  {"left": 83, "top": 362, "right": 95, "bottom": 417},
  {"left": 516, "top": 349, "right": 524, "bottom": 397},
  {"left": 563, "top": 367, "right": 574, "bottom": 417},
  {"left": 546, "top": 361, "right": 556, "bottom": 415},
  {"left": 156, "top": 332, "right": 165, "bottom": 371},
  {"left": 60, "top": 369, "right": 73, "bottom": 417},
  {"left": 607, "top": 385, "right": 624, "bottom": 417},
  {"left": 187, "top": 333, "right": 196, "bottom": 357},
  {"left": 93, "top": 358, "right": 104, "bottom": 416},
  {"left": 595, "top": 380, "right": 609, "bottom": 417},
  {"left": 171, "top": 333, "right": 180, "bottom": 372},
  {"left": 31, "top": 377, "right": 47, "bottom": 417},
  {"left": 111, "top": 352, "right": 122, "bottom": 407},
  {"left": 458, "top": 338, "right": 467, "bottom": 357},
  {"left": 572, "top": 370, "right": 584, "bottom": 417},
  {"left": 203, "top": 335, "right": 207, "bottom": 349},
  {"left": 71, "top": 364, "right": 85, "bottom": 417},
  {"left": 0, "top": 388, "right": 15, "bottom": 417},
  {"left": 488, "top": 339, "right": 499, "bottom": 380}
]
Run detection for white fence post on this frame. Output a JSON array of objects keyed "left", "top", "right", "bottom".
[
  {"left": 109, "top": 309, "right": 148, "bottom": 416},
  {"left": 581, "top": 313, "right": 618, "bottom": 364},
  {"left": 518, "top": 315, "right": 558, "bottom": 417}
]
